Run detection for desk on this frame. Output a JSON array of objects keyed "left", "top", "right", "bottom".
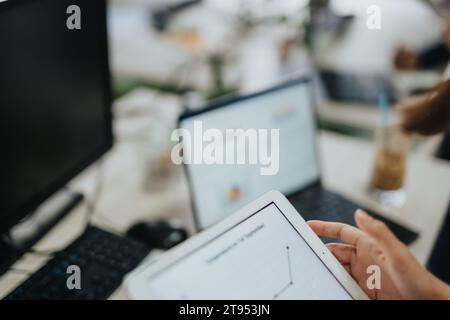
[{"left": 0, "top": 131, "right": 448, "bottom": 299}]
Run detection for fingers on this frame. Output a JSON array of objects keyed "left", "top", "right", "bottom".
[
  {"left": 355, "top": 210, "right": 399, "bottom": 246},
  {"left": 326, "top": 243, "right": 355, "bottom": 265},
  {"left": 354, "top": 210, "right": 445, "bottom": 299},
  {"left": 307, "top": 220, "right": 364, "bottom": 246},
  {"left": 342, "top": 264, "right": 352, "bottom": 274},
  {"left": 354, "top": 210, "right": 408, "bottom": 263}
]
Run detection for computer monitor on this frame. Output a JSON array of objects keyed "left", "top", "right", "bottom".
[{"left": 0, "top": 0, "right": 112, "bottom": 235}]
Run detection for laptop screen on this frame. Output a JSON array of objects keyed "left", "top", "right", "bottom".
[{"left": 180, "top": 80, "right": 320, "bottom": 229}]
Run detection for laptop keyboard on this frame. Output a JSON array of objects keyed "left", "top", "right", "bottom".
[{"left": 289, "top": 186, "right": 419, "bottom": 245}]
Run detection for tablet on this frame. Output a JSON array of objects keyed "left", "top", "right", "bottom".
[{"left": 125, "top": 191, "right": 368, "bottom": 300}]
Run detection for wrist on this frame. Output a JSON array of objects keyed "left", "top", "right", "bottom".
[{"left": 428, "top": 280, "right": 450, "bottom": 300}]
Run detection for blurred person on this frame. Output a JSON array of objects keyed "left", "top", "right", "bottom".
[
  {"left": 394, "top": 27, "right": 450, "bottom": 71},
  {"left": 400, "top": 78, "right": 450, "bottom": 135},
  {"left": 399, "top": 78, "right": 450, "bottom": 285},
  {"left": 394, "top": 0, "right": 450, "bottom": 162},
  {"left": 394, "top": 0, "right": 450, "bottom": 71},
  {"left": 394, "top": 3, "right": 450, "bottom": 283}
]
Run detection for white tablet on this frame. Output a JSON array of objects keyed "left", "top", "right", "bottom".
[{"left": 125, "top": 191, "right": 368, "bottom": 300}]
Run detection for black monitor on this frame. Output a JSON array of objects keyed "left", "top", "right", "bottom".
[{"left": 0, "top": 0, "right": 112, "bottom": 235}]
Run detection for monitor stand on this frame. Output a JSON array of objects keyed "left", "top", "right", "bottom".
[{"left": 0, "top": 190, "right": 84, "bottom": 276}]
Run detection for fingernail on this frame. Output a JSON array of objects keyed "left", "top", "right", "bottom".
[{"left": 356, "top": 209, "right": 371, "bottom": 224}]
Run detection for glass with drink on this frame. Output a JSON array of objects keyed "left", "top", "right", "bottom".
[{"left": 370, "top": 126, "right": 411, "bottom": 207}]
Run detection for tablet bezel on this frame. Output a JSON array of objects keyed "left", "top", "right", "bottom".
[{"left": 125, "top": 190, "right": 369, "bottom": 300}]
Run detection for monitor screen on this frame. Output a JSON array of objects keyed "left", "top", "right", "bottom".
[
  {"left": 180, "top": 81, "right": 320, "bottom": 229},
  {"left": 0, "top": 0, "right": 112, "bottom": 233}
]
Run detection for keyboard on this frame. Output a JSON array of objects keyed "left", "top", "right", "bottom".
[
  {"left": 289, "top": 186, "right": 419, "bottom": 245},
  {"left": 4, "top": 226, "right": 151, "bottom": 300}
]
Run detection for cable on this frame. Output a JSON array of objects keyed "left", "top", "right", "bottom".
[
  {"left": 83, "top": 160, "right": 105, "bottom": 229},
  {"left": 82, "top": 194, "right": 124, "bottom": 235},
  {"left": 3, "top": 234, "right": 54, "bottom": 257},
  {"left": 8, "top": 268, "right": 33, "bottom": 276},
  {"left": 25, "top": 248, "right": 56, "bottom": 257},
  {"left": 85, "top": 207, "right": 124, "bottom": 236}
]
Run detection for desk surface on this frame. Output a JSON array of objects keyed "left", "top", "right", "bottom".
[{"left": 1, "top": 131, "right": 449, "bottom": 299}]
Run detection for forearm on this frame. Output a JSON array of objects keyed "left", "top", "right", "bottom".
[{"left": 400, "top": 78, "right": 450, "bottom": 135}]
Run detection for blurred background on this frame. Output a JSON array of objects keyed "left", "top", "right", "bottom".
[
  {"left": 2, "top": 0, "right": 450, "bottom": 299},
  {"left": 104, "top": 0, "right": 450, "bottom": 288},
  {"left": 109, "top": 0, "right": 445, "bottom": 137},
  {"left": 108, "top": 0, "right": 448, "bottom": 199}
]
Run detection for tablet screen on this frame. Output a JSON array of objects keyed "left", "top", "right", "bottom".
[{"left": 145, "top": 203, "right": 352, "bottom": 299}]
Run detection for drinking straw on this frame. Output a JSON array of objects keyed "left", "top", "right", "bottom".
[{"left": 378, "top": 93, "right": 389, "bottom": 128}]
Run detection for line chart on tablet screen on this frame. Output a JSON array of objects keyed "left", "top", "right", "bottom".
[{"left": 146, "top": 204, "right": 352, "bottom": 300}]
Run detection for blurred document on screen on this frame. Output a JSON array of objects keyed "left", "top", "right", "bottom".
[{"left": 145, "top": 203, "right": 352, "bottom": 300}]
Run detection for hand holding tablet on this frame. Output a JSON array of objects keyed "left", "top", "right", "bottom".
[
  {"left": 308, "top": 211, "right": 450, "bottom": 300},
  {"left": 125, "top": 191, "right": 368, "bottom": 300}
]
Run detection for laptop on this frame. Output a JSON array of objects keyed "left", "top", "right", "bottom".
[
  {"left": 319, "top": 69, "right": 397, "bottom": 104},
  {"left": 178, "top": 78, "right": 418, "bottom": 244}
]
